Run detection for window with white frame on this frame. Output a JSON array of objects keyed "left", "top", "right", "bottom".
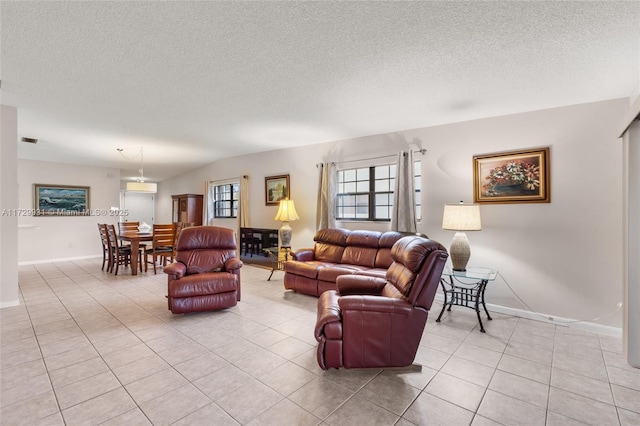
[
  {"left": 336, "top": 161, "right": 421, "bottom": 221},
  {"left": 213, "top": 183, "right": 239, "bottom": 218}
]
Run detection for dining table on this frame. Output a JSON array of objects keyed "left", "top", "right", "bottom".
[{"left": 118, "top": 231, "right": 153, "bottom": 276}]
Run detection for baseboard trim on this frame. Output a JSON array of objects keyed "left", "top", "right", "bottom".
[
  {"left": 18, "top": 255, "right": 101, "bottom": 266},
  {"left": 0, "top": 299, "right": 20, "bottom": 309},
  {"left": 433, "top": 294, "right": 622, "bottom": 337}
]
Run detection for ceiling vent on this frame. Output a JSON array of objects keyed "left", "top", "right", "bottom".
[{"left": 21, "top": 137, "right": 38, "bottom": 144}]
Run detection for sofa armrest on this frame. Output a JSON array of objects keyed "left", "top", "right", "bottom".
[
  {"left": 337, "top": 275, "right": 387, "bottom": 296},
  {"left": 291, "top": 248, "right": 314, "bottom": 261},
  {"left": 315, "top": 290, "right": 342, "bottom": 340},
  {"left": 164, "top": 262, "right": 186, "bottom": 279},
  {"left": 338, "top": 295, "right": 413, "bottom": 315},
  {"left": 224, "top": 258, "right": 243, "bottom": 271}
]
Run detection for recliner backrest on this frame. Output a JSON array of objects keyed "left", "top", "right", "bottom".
[
  {"left": 386, "top": 236, "right": 448, "bottom": 308},
  {"left": 175, "top": 226, "right": 237, "bottom": 274},
  {"left": 409, "top": 248, "right": 449, "bottom": 310}
]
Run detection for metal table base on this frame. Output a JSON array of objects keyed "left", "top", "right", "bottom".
[{"left": 436, "top": 267, "right": 496, "bottom": 333}]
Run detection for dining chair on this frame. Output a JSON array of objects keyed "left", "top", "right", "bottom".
[
  {"left": 145, "top": 223, "right": 176, "bottom": 274},
  {"left": 118, "top": 221, "right": 150, "bottom": 251},
  {"left": 243, "top": 230, "right": 263, "bottom": 257},
  {"left": 267, "top": 230, "right": 279, "bottom": 249},
  {"left": 106, "top": 224, "right": 143, "bottom": 275},
  {"left": 172, "top": 222, "right": 195, "bottom": 260},
  {"left": 98, "top": 223, "right": 111, "bottom": 271},
  {"left": 118, "top": 221, "right": 140, "bottom": 233}
]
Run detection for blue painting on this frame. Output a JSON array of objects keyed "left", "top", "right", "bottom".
[{"left": 35, "top": 185, "right": 90, "bottom": 216}]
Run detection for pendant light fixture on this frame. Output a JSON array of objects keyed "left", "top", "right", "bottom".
[{"left": 121, "top": 147, "right": 157, "bottom": 193}]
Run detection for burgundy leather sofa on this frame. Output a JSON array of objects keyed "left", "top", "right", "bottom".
[
  {"left": 164, "top": 226, "right": 242, "bottom": 314},
  {"left": 283, "top": 228, "right": 410, "bottom": 297},
  {"left": 315, "top": 235, "right": 448, "bottom": 369}
]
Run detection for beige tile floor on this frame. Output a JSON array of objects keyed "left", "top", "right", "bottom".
[{"left": 1, "top": 259, "right": 639, "bottom": 425}]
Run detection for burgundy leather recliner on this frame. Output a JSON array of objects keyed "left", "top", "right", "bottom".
[
  {"left": 315, "top": 235, "right": 448, "bottom": 369},
  {"left": 164, "top": 226, "right": 242, "bottom": 314}
]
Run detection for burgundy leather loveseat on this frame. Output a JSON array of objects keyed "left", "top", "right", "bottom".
[
  {"left": 164, "top": 226, "right": 242, "bottom": 314},
  {"left": 283, "top": 228, "right": 411, "bottom": 297}
]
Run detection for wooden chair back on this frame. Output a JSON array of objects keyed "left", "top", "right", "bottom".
[
  {"left": 106, "top": 224, "right": 128, "bottom": 275},
  {"left": 145, "top": 223, "right": 176, "bottom": 274},
  {"left": 173, "top": 222, "right": 196, "bottom": 258},
  {"left": 98, "top": 223, "right": 110, "bottom": 271},
  {"left": 118, "top": 221, "right": 140, "bottom": 234}
]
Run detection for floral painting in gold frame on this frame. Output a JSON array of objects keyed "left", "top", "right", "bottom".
[{"left": 473, "top": 147, "right": 550, "bottom": 204}]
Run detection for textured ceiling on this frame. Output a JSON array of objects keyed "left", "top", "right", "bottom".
[{"left": 2, "top": 1, "right": 639, "bottom": 182}]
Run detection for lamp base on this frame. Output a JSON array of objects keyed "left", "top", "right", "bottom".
[
  {"left": 279, "top": 221, "right": 292, "bottom": 248},
  {"left": 450, "top": 231, "right": 471, "bottom": 272}
]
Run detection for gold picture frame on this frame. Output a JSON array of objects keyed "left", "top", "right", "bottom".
[
  {"left": 473, "top": 147, "right": 550, "bottom": 204},
  {"left": 265, "top": 174, "right": 290, "bottom": 206},
  {"left": 34, "top": 184, "right": 91, "bottom": 216}
]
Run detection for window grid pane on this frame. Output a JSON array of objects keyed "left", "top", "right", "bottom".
[
  {"left": 336, "top": 161, "right": 421, "bottom": 221},
  {"left": 213, "top": 183, "right": 239, "bottom": 218}
]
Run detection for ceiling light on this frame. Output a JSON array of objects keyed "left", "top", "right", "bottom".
[
  {"left": 121, "top": 147, "right": 157, "bottom": 193},
  {"left": 126, "top": 181, "right": 158, "bottom": 192}
]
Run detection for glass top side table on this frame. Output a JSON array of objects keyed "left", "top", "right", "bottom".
[
  {"left": 436, "top": 266, "right": 498, "bottom": 333},
  {"left": 263, "top": 247, "right": 291, "bottom": 281}
]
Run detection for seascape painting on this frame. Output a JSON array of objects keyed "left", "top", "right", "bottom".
[{"left": 34, "top": 184, "right": 90, "bottom": 216}]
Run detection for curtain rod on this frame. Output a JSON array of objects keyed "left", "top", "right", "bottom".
[
  {"left": 207, "top": 175, "right": 247, "bottom": 183},
  {"left": 316, "top": 148, "right": 427, "bottom": 167}
]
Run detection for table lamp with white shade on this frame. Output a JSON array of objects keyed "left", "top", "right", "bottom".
[
  {"left": 274, "top": 198, "right": 299, "bottom": 248},
  {"left": 442, "top": 202, "right": 482, "bottom": 271}
]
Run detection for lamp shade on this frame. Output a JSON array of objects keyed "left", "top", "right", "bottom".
[
  {"left": 274, "top": 199, "right": 300, "bottom": 222},
  {"left": 442, "top": 203, "right": 481, "bottom": 231},
  {"left": 126, "top": 181, "right": 157, "bottom": 193}
]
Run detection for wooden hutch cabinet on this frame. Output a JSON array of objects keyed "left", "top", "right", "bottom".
[{"left": 172, "top": 194, "right": 203, "bottom": 226}]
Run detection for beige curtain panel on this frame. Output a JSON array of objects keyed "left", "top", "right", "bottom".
[
  {"left": 316, "top": 162, "right": 336, "bottom": 231},
  {"left": 391, "top": 150, "right": 417, "bottom": 233}
]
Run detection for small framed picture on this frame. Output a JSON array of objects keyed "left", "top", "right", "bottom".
[
  {"left": 34, "top": 184, "right": 91, "bottom": 216},
  {"left": 473, "top": 147, "right": 550, "bottom": 204},
  {"left": 265, "top": 174, "right": 289, "bottom": 206}
]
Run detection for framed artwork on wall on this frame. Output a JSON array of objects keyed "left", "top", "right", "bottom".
[
  {"left": 34, "top": 184, "right": 90, "bottom": 216},
  {"left": 265, "top": 174, "right": 290, "bottom": 206},
  {"left": 473, "top": 147, "right": 550, "bottom": 204}
]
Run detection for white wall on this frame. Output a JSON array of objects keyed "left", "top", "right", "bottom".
[
  {"left": 1, "top": 105, "right": 19, "bottom": 308},
  {"left": 622, "top": 111, "right": 640, "bottom": 366},
  {"left": 159, "top": 99, "right": 626, "bottom": 328},
  {"left": 17, "top": 160, "right": 121, "bottom": 263}
]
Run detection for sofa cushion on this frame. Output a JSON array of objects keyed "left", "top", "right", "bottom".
[
  {"left": 353, "top": 268, "right": 387, "bottom": 279},
  {"left": 314, "top": 228, "right": 350, "bottom": 245},
  {"left": 374, "top": 232, "right": 405, "bottom": 268},
  {"left": 314, "top": 229, "right": 349, "bottom": 263},
  {"left": 315, "top": 243, "right": 346, "bottom": 264},
  {"left": 346, "top": 230, "right": 382, "bottom": 246},
  {"left": 284, "top": 260, "right": 328, "bottom": 279},
  {"left": 342, "top": 246, "right": 377, "bottom": 267},
  {"left": 341, "top": 230, "right": 381, "bottom": 267},
  {"left": 318, "top": 265, "right": 360, "bottom": 282}
]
